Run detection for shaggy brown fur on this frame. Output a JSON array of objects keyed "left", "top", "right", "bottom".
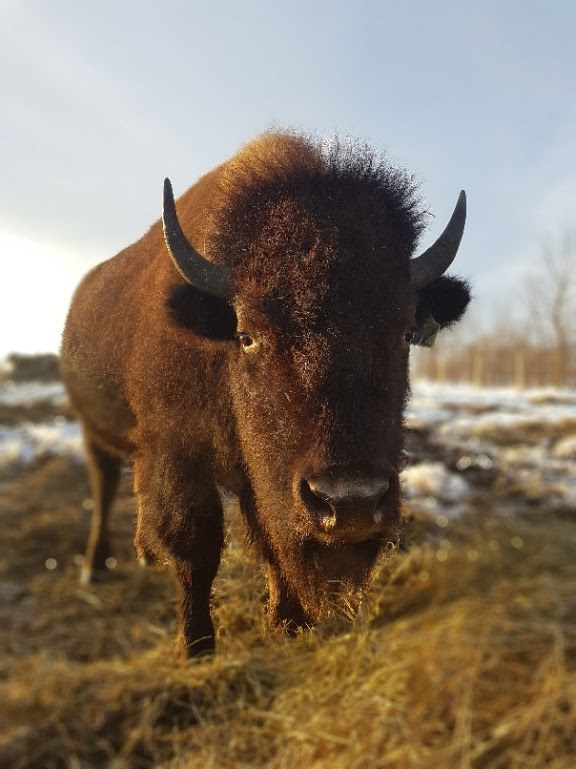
[{"left": 61, "top": 130, "right": 471, "bottom": 657}]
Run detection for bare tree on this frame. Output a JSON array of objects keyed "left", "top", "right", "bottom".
[
  {"left": 525, "top": 231, "right": 576, "bottom": 387},
  {"left": 410, "top": 233, "right": 576, "bottom": 388}
]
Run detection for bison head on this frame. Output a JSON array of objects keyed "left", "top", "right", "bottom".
[{"left": 162, "top": 134, "right": 470, "bottom": 622}]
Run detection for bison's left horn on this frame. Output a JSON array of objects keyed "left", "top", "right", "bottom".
[
  {"left": 409, "top": 191, "right": 466, "bottom": 290},
  {"left": 162, "top": 178, "right": 234, "bottom": 299}
]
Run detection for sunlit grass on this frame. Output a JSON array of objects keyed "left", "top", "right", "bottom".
[{"left": 2, "top": 482, "right": 575, "bottom": 769}]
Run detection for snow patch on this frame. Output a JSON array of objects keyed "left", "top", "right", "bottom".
[
  {"left": 408, "top": 381, "right": 576, "bottom": 511},
  {"left": 0, "top": 381, "right": 68, "bottom": 407},
  {"left": 0, "top": 421, "right": 83, "bottom": 470},
  {"left": 401, "top": 462, "right": 469, "bottom": 502}
]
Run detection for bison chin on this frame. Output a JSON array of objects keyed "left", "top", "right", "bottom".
[
  {"left": 252, "top": 470, "right": 404, "bottom": 630},
  {"left": 273, "top": 527, "right": 400, "bottom": 628}
]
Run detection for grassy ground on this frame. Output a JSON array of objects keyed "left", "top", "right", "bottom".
[{"left": 1, "top": 406, "right": 575, "bottom": 767}]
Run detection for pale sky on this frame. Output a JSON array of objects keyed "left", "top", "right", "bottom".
[{"left": 1, "top": 0, "right": 575, "bottom": 354}]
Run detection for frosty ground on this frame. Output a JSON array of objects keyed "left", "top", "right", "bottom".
[{"left": 2, "top": 378, "right": 575, "bottom": 522}]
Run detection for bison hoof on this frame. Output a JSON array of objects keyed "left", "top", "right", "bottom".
[{"left": 177, "top": 634, "right": 216, "bottom": 660}]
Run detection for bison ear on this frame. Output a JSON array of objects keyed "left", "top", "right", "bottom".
[
  {"left": 166, "top": 284, "right": 237, "bottom": 340},
  {"left": 411, "top": 276, "right": 472, "bottom": 348}
]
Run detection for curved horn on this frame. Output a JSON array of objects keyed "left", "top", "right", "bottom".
[
  {"left": 410, "top": 191, "right": 466, "bottom": 290},
  {"left": 162, "top": 178, "right": 233, "bottom": 299}
]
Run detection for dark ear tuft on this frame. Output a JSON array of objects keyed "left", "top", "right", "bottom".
[
  {"left": 167, "top": 284, "right": 237, "bottom": 340},
  {"left": 415, "top": 275, "right": 472, "bottom": 329}
]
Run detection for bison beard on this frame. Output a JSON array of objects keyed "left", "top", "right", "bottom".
[{"left": 61, "top": 130, "right": 471, "bottom": 657}]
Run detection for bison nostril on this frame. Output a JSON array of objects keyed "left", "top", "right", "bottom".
[
  {"left": 301, "top": 468, "right": 394, "bottom": 536},
  {"left": 300, "top": 480, "right": 336, "bottom": 526}
]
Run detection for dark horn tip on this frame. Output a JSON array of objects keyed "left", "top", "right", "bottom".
[
  {"left": 409, "top": 189, "right": 468, "bottom": 290},
  {"left": 160, "top": 175, "right": 234, "bottom": 300},
  {"left": 163, "top": 178, "right": 174, "bottom": 205},
  {"left": 162, "top": 179, "right": 178, "bottom": 232}
]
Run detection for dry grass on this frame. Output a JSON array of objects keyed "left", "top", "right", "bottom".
[{"left": 1, "top": 453, "right": 575, "bottom": 768}]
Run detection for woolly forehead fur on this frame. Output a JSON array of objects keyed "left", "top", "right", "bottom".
[{"left": 204, "top": 131, "right": 428, "bottom": 318}]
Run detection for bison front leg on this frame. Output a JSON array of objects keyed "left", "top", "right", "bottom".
[
  {"left": 134, "top": 456, "right": 224, "bottom": 658},
  {"left": 266, "top": 562, "right": 313, "bottom": 635},
  {"left": 239, "top": 487, "right": 313, "bottom": 635},
  {"left": 173, "top": 546, "right": 222, "bottom": 658}
]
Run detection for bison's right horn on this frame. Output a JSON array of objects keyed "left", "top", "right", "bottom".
[
  {"left": 162, "top": 178, "right": 234, "bottom": 299},
  {"left": 409, "top": 191, "right": 467, "bottom": 290}
]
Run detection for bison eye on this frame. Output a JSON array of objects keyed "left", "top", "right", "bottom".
[
  {"left": 405, "top": 329, "right": 416, "bottom": 344},
  {"left": 238, "top": 332, "right": 256, "bottom": 351}
]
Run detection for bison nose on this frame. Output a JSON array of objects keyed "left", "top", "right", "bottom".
[{"left": 300, "top": 466, "right": 392, "bottom": 539}]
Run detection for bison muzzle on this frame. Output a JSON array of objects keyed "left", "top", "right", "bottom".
[{"left": 61, "top": 131, "right": 471, "bottom": 657}]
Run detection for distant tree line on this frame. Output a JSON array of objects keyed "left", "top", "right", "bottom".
[
  {"left": 411, "top": 232, "right": 576, "bottom": 388},
  {"left": 411, "top": 336, "right": 576, "bottom": 388}
]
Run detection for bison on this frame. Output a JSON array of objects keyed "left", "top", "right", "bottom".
[{"left": 61, "top": 131, "right": 471, "bottom": 657}]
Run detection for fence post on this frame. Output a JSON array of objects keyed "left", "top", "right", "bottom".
[
  {"left": 472, "top": 351, "right": 483, "bottom": 387},
  {"left": 437, "top": 357, "right": 447, "bottom": 383},
  {"left": 514, "top": 350, "right": 525, "bottom": 389}
]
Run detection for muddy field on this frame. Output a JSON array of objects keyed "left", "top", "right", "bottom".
[{"left": 1, "top": 382, "right": 575, "bottom": 768}]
